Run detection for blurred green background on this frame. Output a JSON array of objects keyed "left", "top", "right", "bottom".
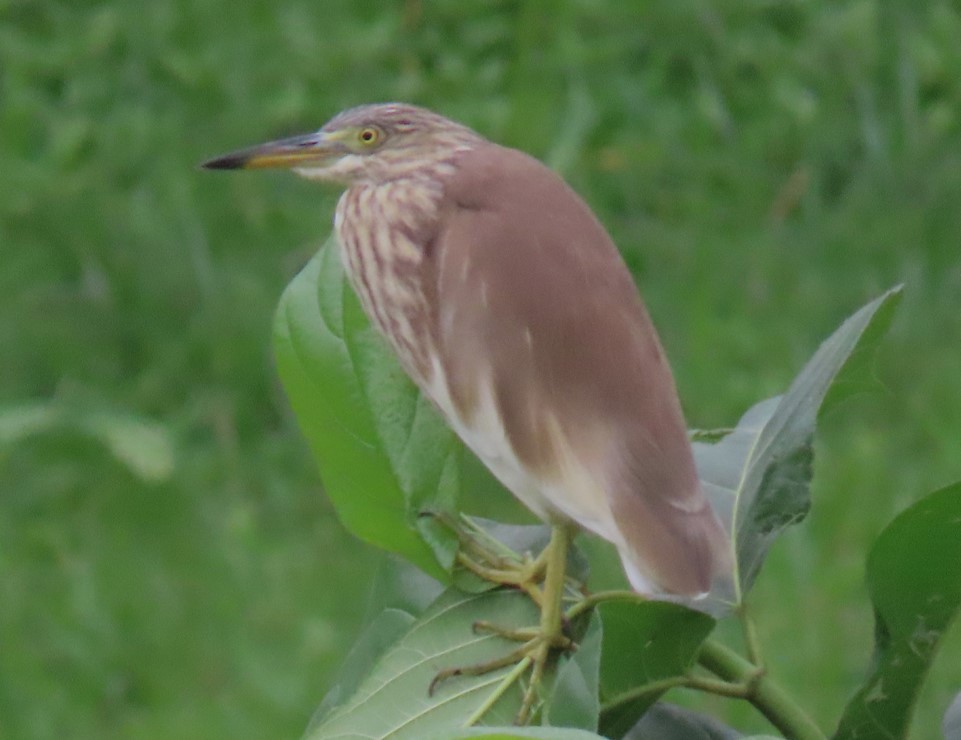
[{"left": 2, "top": 0, "right": 960, "bottom": 737}]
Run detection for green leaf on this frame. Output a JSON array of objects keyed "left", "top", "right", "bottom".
[
  {"left": 943, "top": 691, "right": 961, "bottom": 740},
  {"left": 79, "top": 410, "right": 175, "bottom": 483},
  {"left": 834, "top": 482, "right": 961, "bottom": 740},
  {"left": 362, "top": 555, "right": 446, "bottom": 624},
  {"left": 308, "top": 608, "right": 417, "bottom": 729},
  {"left": 623, "top": 702, "right": 742, "bottom": 739},
  {"left": 273, "top": 238, "right": 459, "bottom": 580},
  {"left": 0, "top": 400, "right": 174, "bottom": 483},
  {"left": 441, "top": 728, "right": 607, "bottom": 739},
  {"left": 694, "top": 286, "right": 902, "bottom": 606},
  {"left": 0, "top": 401, "right": 59, "bottom": 444},
  {"left": 441, "top": 729, "right": 607, "bottom": 739},
  {"left": 597, "top": 601, "right": 715, "bottom": 737},
  {"left": 543, "top": 612, "right": 602, "bottom": 731},
  {"left": 305, "top": 587, "right": 540, "bottom": 738}
]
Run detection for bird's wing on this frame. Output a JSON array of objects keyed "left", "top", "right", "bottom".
[{"left": 425, "top": 144, "right": 728, "bottom": 595}]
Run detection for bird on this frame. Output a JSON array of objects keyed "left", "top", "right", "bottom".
[{"left": 203, "top": 103, "right": 730, "bottom": 717}]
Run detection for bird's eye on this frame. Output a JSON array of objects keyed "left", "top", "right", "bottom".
[{"left": 358, "top": 127, "right": 381, "bottom": 146}]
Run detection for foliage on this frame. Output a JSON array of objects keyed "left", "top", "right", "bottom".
[
  {"left": 694, "top": 288, "right": 902, "bottom": 607},
  {"left": 834, "top": 482, "right": 961, "bottom": 739},
  {"left": 0, "top": 399, "right": 174, "bottom": 483},
  {"left": 305, "top": 589, "right": 539, "bottom": 737},
  {"left": 274, "top": 235, "right": 459, "bottom": 580},
  {"left": 278, "top": 255, "right": 958, "bottom": 737},
  {"left": 3, "top": 1, "right": 961, "bottom": 738}
]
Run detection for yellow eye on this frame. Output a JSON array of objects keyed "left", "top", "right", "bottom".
[{"left": 358, "top": 127, "right": 381, "bottom": 146}]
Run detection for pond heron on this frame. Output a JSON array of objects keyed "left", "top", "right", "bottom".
[{"left": 204, "top": 103, "right": 730, "bottom": 720}]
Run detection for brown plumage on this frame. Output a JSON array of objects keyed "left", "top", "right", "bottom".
[{"left": 204, "top": 103, "right": 730, "bottom": 596}]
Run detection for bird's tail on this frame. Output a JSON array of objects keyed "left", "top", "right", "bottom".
[{"left": 617, "top": 491, "right": 732, "bottom": 599}]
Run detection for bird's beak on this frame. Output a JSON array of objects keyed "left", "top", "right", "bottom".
[{"left": 201, "top": 131, "right": 342, "bottom": 170}]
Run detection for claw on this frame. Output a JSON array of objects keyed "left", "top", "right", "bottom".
[
  {"left": 426, "top": 512, "right": 550, "bottom": 587},
  {"left": 428, "top": 640, "right": 538, "bottom": 696}
]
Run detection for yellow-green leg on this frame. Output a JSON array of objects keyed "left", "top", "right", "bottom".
[
  {"left": 431, "top": 523, "right": 576, "bottom": 725},
  {"left": 515, "top": 523, "right": 573, "bottom": 723}
]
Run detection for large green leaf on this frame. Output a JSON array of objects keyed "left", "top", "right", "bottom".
[
  {"left": 441, "top": 729, "right": 606, "bottom": 739},
  {"left": 694, "top": 287, "right": 902, "bottom": 606},
  {"left": 834, "top": 482, "right": 961, "bottom": 739},
  {"left": 308, "top": 608, "right": 417, "bottom": 730},
  {"left": 597, "top": 601, "right": 716, "bottom": 737},
  {"left": 543, "top": 613, "right": 603, "bottom": 731},
  {"left": 362, "top": 555, "right": 447, "bottom": 624},
  {"left": 943, "top": 691, "right": 961, "bottom": 740},
  {"left": 623, "top": 702, "right": 742, "bottom": 739},
  {"left": 305, "top": 587, "right": 540, "bottom": 738},
  {"left": 274, "top": 238, "right": 459, "bottom": 580},
  {"left": 441, "top": 729, "right": 607, "bottom": 739}
]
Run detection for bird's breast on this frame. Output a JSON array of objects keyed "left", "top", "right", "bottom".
[{"left": 335, "top": 182, "right": 442, "bottom": 384}]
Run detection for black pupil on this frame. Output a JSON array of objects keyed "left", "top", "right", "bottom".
[{"left": 362, "top": 130, "right": 374, "bottom": 141}]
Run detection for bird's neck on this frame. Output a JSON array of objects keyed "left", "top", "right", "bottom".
[{"left": 334, "top": 174, "right": 450, "bottom": 384}]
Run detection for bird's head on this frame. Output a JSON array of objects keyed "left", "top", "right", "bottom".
[{"left": 202, "top": 103, "right": 481, "bottom": 185}]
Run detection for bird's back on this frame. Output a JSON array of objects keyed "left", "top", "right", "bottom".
[{"left": 424, "top": 143, "right": 729, "bottom": 596}]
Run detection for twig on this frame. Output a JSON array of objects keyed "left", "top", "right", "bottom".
[{"left": 698, "top": 640, "right": 826, "bottom": 740}]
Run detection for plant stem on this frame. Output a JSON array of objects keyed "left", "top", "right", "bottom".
[
  {"left": 698, "top": 639, "right": 826, "bottom": 740},
  {"left": 737, "top": 601, "right": 765, "bottom": 667},
  {"left": 566, "top": 591, "right": 824, "bottom": 738},
  {"left": 564, "top": 589, "right": 645, "bottom": 621}
]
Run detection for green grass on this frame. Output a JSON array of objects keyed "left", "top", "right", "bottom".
[{"left": 2, "top": 0, "right": 960, "bottom": 737}]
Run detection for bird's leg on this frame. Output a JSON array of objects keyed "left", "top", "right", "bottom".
[
  {"left": 513, "top": 522, "right": 575, "bottom": 724},
  {"left": 430, "top": 523, "right": 576, "bottom": 726}
]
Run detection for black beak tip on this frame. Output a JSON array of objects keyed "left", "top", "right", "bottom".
[{"left": 200, "top": 153, "right": 247, "bottom": 170}]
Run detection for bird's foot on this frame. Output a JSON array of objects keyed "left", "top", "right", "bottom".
[
  {"left": 455, "top": 548, "right": 550, "bottom": 606},
  {"left": 428, "top": 614, "right": 576, "bottom": 724},
  {"left": 425, "top": 512, "right": 551, "bottom": 603},
  {"left": 428, "top": 524, "right": 578, "bottom": 725}
]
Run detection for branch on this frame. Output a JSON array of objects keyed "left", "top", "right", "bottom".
[
  {"left": 698, "top": 640, "right": 826, "bottom": 740},
  {"left": 570, "top": 591, "right": 825, "bottom": 738}
]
